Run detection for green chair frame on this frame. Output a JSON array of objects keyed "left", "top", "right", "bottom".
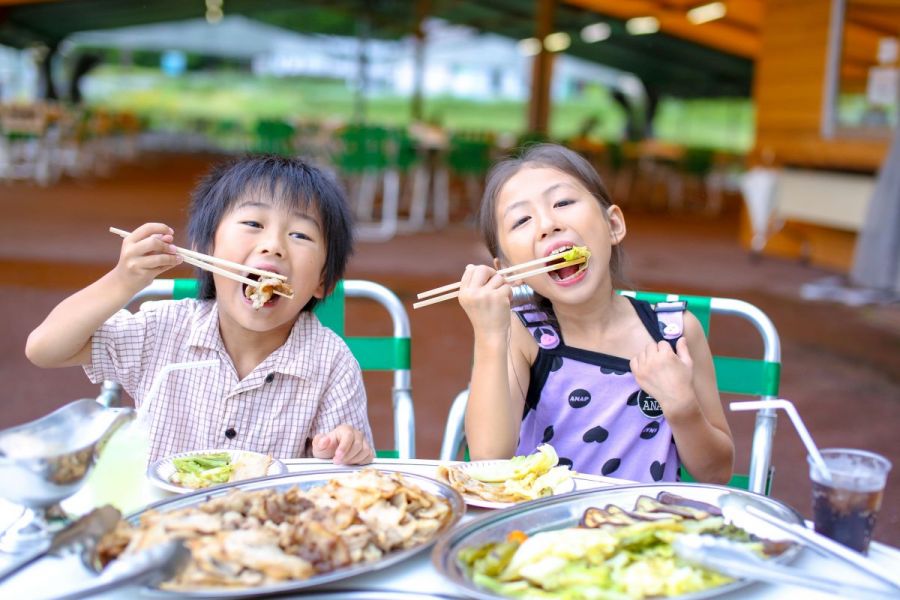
[
  {"left": 121, "top": 278, "right": 414, "bottom": 459},
  {"left": 439, "top": 289, "right": 780, "bottom": 495}
]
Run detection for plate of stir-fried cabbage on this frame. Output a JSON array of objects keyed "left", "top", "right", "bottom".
[
  {"left": 433, "top": 482, "right": 800, "bottom": 600},
  {"left": 438, "top": 445, "right": 577, "bottom": 508}
]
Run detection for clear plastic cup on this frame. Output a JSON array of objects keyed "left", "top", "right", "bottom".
[{"left": 808, "top": 448, "right": 892, "bottom": 554}]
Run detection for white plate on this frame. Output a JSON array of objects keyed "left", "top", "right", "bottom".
[
  {"left": 147, "top": 449, "right": 288, "bottom": 494},
  {"left": 445, "top": 460, "right": 576, "bottom": 509}
]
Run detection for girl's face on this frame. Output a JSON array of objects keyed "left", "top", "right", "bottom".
[
  {"left": 210, "top": 193, "right": 326, "bottom": 334},
  {"left": 496, "top": 166, "right": 625, "bottom": 304}
]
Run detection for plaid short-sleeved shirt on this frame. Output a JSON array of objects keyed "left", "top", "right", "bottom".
[{"left": 84, "top": 299, "right": 373, "bottom": 463}]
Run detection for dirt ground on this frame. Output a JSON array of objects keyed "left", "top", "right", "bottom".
[{"left": 1, "top": 152, "right": 897, "bottom": 546}]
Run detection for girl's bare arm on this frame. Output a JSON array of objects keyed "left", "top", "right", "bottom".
[
  {"left": 465, "top": 313, "right": 531, "bottom": 459},
  {"left": 25, "top": 224, "right": 181, "bottom": 368},
  {"left": 630, "top": 313, "right": 734, "bottom": 483},
  {"left": 458, "top": 264, "right": 529, "bottom": 459}
]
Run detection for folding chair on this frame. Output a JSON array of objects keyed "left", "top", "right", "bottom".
[
  {"left": 439, "top": 289, "right": 780, "bottom": 495},
  {"left": 113, "top": 278, "right": 414, "bottom": 459}
]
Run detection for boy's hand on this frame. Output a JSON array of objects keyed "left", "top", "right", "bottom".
[
  {"left": 112, "top": 223, "right": 182, "bottom": 293},
  {"left": 629, "top": 337, "right": 697, "bottom": 418},
  {"left": 311, "top": 424, "right": 374, "bottom": 465}
]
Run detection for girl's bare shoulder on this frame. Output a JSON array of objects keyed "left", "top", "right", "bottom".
[{"left": 509, "top": 311, "right": 539, "bottom": 364}]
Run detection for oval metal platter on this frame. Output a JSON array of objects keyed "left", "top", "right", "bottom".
[
  {"left": 432, "top": 482, "right": 804, "bottom": 600},
  {"left": 89, "top": 467, "right": 465, "bottom": 598}
]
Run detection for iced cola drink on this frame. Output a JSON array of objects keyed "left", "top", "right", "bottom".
[{"left": 808, "top": 448, "right": 891, "bottom": 554}]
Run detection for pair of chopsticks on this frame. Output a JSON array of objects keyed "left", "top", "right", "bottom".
[
  {"left": 413, "top": 254, "right": 587, "bottom": 309},
  {"left": 109, "top": 227, "right": 292, "bottom": 298}
]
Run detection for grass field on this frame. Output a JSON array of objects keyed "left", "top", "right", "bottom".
[{"left": 85, "top": 67, "right": 754, "bottom": 151}]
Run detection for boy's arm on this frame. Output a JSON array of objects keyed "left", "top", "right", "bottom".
[
  {"left": 309, "top": 352, "right": 373, "bottom": 453},
  {"left": 25, "top": 224, "right": 181, "bottom": 368}
]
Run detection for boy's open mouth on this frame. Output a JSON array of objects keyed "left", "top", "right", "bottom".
[
  {"left": 547, "top": 245, "right": 589, "bottom": 282},
  {"left": 242, "top": 274, "right": 279, "bottom": 308}
]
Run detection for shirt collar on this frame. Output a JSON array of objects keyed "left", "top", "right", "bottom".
[
  {"left": 187, "top": 302, "right": 320, "bottom": 380},
  {"left": 187, "top": 300, "right": 224, "bottom": 351}
]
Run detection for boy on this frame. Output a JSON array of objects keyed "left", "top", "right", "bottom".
[{"left": 26, "top": 156, "right": 374, "bottom": 464}]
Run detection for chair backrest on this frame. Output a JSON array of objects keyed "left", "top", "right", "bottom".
[
  {"left": 439, "top": 289, "right": 780, "bottom": 495},
  {"left": 125, "top": 278, "right": 414, "bottom": 459}
]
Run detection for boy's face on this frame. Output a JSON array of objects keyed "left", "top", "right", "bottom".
[{"left": 210, "top": 193, "right": 326, "bottom": 334}]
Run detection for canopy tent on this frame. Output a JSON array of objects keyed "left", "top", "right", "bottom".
[{"left": 0, "top": 0, "right": 753, "bottom": 98}]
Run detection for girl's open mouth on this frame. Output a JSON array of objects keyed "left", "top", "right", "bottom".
[{"left": 547, "top": 245, "right": 589, "bottom": 282}]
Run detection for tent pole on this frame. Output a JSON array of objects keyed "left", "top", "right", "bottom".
[{"left": 527, "top": 0, "right": 556, "bottom": 136}]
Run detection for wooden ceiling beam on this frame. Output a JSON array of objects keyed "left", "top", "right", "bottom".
[{"left": 563, "top": 0, "right": 760, "bottom": 59}]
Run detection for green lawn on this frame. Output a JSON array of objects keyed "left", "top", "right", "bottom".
[{"left": 86, "top": 67, "right": 754, "bottom": 152}]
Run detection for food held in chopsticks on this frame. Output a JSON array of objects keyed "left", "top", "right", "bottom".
[
  {"left": 413, "top": 245, "right": 591, "bottom": 309},
  {"left": 457, "top": 492, "right": 795, "bottom": 599},
  {"left": 169, "top": 452, "right": 273, "bottom": 490},
  {"left": 438, "top": 444, "right": 573, "bottom": 503},
  {"left": 96, "top": 469, "right": 452, "bottom": 590},
  {"left": 109, "top": 227, "right": 294, "bottom": 307},
  {"left": 244, "top": 277, "right": 295, "bottom": 310}
]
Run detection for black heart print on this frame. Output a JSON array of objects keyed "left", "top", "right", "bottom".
[
  {"left": 582, "top": 425, "right": 608, "bottom": 444},
  {"left": 550, "top": 356, "right": 563, "bottom": 372},
  {"left": 568, "top": 389, "right": 591, "bottom": 409},
  {"left": 600, "top": 365, "right": 627, "bottom": 375},
  {"left": 558, "top": 456, "right": 574, "bottom": 469},
  {"left": 650, "top": 461, "right": 665, "bottom": 481},
  {"left": 542, "top": 425, "right": 554, "bottom": 443},
  {"left": 601, "top": 458, "right": 621, "bottom": 476},
  {"left": 640, "top": 422, "right": 660, "bottom": 440}
]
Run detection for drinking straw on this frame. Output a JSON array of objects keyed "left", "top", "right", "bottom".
[
  {"left": 139, "top": 360, "right": 219, "bottom": 424},
  {"left": 730, "top": 399, "right": 832, "bottom": 482}
]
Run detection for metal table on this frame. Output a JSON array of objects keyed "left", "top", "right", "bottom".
[{"left": 2, "top": 458, "right": 898, "bottom": 599}]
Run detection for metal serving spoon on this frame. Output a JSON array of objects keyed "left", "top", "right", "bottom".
[
  {"left": 674, "top": 535, "right": 896, "bottom": 599},
  {"left": 47, "top": 540, "right": 190, "bottom": 600},
  {"left": 0, "top": 505, "right": 121, "bottom": 583}
]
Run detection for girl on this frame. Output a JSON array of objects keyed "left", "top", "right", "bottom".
[
  {"left": 26, "top": 155, "right": 374, "bottom": 465},
  {"left": 458, "top": 144, "right": 733, "bottom": 483}
]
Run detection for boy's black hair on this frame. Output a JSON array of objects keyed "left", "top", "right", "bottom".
[{"left": 187, "top": 155, "right": 353, "bottom": 312}]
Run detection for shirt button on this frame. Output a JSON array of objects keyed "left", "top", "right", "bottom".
[
  {"left": 265, "top": 373, "right": 275, "bottom": 384},
  {"left": 225, "top": 427, "right": 237, "bottom": 439}
]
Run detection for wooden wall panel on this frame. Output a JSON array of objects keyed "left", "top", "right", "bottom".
[
  {"left": 752, "top": 0, "right": 888, "bottom": 171},
  {"left": 749, "top": 0, "right": 890, "bottom": 271}
]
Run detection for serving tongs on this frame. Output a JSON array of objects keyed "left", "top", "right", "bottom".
[
  {"left": 0, "top": 505, "right": 120, "bottom": 583},
  {"left": 719, "top": 493, "right": 900, "bottom": 592},
  {"left": 674, "top": 535, "right": 896, "bottom": 599}
]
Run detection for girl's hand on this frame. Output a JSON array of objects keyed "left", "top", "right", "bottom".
[
  {"left": 457, "top": 264, "right": 512, "bottom": 340},
  {"left": 112, "top": 223, "right": 182, "bottom": 293},
  {"left": 630, "top": 338, "right": 697, "bottom": 419},
  {"left": 312, "top": 424, "right": 374, "bottom": 465}
]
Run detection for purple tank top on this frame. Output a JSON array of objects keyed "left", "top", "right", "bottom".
[{"left": 513, "top": 296, "right": 682, "bottom": 483}]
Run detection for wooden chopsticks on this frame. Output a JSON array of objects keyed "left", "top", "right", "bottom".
[
  {"left": 413, "top": 253, "right": 588, "bottom": 309},
  {"left": 109, "top": 227, "right": 293, "bottom": 298}
]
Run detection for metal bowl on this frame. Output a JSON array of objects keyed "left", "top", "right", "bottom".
[{"left": 433, "top": 482, "right": 804, "bottom": 600}]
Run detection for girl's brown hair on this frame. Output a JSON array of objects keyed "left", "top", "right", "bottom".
[{"left": 478, "top": 143, "right": 626, "bottom": 287}]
